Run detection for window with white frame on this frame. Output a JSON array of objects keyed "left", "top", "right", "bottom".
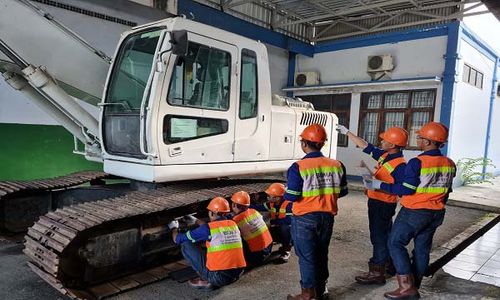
[{"left": 359, "top": 89, "right": 436, "bottom": 149}]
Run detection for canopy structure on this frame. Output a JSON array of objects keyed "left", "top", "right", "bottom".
[{"left": 194, "top": 0, "right": 492, "bottom": 42}]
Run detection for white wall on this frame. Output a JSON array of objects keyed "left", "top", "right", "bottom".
[
  {"left": 1, "top": 1, "right": 163, "bottom": 125},
  {"left": 266, "top": 44, "right": 289, "bottom": 96},
  {"left": 297, "top": 37, "right": 447, "bottom": 83},
  {"left": 34, "top": 2, "right": 133, "bottom": 57},
  {"left": 294, "top": 36, "right": 447, "bottom": 176},
  {"left": 449, "top": 39, "right": 496, "bottom": 178}
]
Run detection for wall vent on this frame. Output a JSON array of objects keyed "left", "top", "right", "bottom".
[{"left": 300, "top": 112, "right": 327, "bottom": 126}]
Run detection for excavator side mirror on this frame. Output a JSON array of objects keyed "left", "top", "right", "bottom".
[{"left": 171, "top": 30, "right": 188, "bottom": 56}]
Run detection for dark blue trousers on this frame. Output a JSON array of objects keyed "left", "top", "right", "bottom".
[
  {"left": 388, "top": 207, "right": 445, "bottom": 277},
  {"left": 180, "top": 242, "right": 244, "bottom": 287},
  {"left": 291, "top": 212, "right": 334, "bottom": 289},
  {"left": 368, "top": 198, "right": 397, "bottom": 265}
]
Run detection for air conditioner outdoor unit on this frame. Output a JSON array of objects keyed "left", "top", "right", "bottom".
[
  {"left": 367, "top": 55, "right": 394, "bottom": 72},
  {"left": 295, "top": 71, "right": 320, "bottom": 86}
]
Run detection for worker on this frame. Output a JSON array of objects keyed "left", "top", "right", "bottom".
[
  {"left": 230, "top": 191, "right": 273, "bottom": 266},
  {"left": 251, "top": 182, "right": 293, "bottom": 263},
  {"left": 337, "top": 125, "right": 407, "bottom": 285},
  {"left": 363, "top": 122, "right": 456, "bottom": 299},
  {"left": 285, "top": 124, "right": 348, "bottom": 300},
  {"left": 168, "top": 197, "right": 246, "bottom": 290}
]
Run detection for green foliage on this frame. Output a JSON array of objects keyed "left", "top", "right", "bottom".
[{"left": 457, "top": 157, "right": 496, "bottom": 185}]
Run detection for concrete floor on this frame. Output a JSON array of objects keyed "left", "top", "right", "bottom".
[{"left": 0, "top": 190, "right": 489, "bottom": 300}]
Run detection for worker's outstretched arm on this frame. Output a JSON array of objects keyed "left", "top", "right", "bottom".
[{"left": 337, "top": 125, "right": 368, "bottom": 149}]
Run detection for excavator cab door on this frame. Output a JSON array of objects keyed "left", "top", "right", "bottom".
[
  {"left": 157, "top": 33, "right": 238, "bottom": 165},
  {"left": 101, "top": 28, "right": 165, "bottom": 160}
]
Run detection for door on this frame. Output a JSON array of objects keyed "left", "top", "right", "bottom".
[
  {"left": 157, "top": 33, "right": 238, "bottom": 165},
  {"left": 233, "top": 48, "right": 271, "bottom": 161}
]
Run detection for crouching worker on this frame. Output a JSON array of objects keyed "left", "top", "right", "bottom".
[
  {"left": 231, "top": 191, "right": 273, "bottom": 267},
  {"left": 168, "top": 197, "right": 246, "bottom": 290},
  {"left": 252, "top": 183, "right": 293, "bottom": 263}
]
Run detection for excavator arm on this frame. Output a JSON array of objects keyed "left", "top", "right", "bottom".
[{"left": 0, "top": 0, "right": 112, "bottom": 161}]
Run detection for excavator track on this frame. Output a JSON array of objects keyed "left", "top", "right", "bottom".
[
  {"left": 24, "top": 179, "right": 275, "bottom": 299},
  {"left": 0, "top": 171, "right": 111, "bottom": 233}
]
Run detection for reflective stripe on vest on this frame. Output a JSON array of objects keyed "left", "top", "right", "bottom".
[
  {"left": 293, "top": 157, "right": 344, "bottom": 216},
  {"left": 233, "top": 209, "right": 273, "bottom": 252},
  {"left": 367, "top": 152, "right": 406, "bottom": 203},
  {"left": 401, "top": 155, "right": 456, "bottom": 210},
  {"left": 269, "top": 201, "right": 292, "bottom": 220},
  {"left": 206, "top": 220, "right": 246, "bottom": 271}
]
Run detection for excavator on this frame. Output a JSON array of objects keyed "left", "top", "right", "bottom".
[{"left": 0, "top": 0, "right": 339, "bottom": 298}]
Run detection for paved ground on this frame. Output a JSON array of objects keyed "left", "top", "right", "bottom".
[
  {"left": 448, "top": 176, "right": 500, "bottom": 213},
  {"left": 0, "top": 190, "right": 486, "bottom": 300}
]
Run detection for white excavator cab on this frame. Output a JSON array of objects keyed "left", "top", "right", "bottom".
[{"left": 100, "top": 18, "right": 338, "bottom": 183}]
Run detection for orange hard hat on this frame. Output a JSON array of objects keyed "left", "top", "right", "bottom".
[
  {"left": 379, "top": 127, "right": 409, "bottom": 147},
  {"left": 207, "top": 197, "right": 230, "bottom": 213},
  {"left": 300, "top": 124, "right": 327, "bottom": 143},
  {"left": 231, "top": 191, "right": 250, "bottom": 206},
  {"left": 417, "top": 122, "right": 448, "bottom": 143},
  {"left": 265, "top": 183, "right": 286, "bottom": 197}
]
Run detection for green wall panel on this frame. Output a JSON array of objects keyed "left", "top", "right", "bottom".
[{"left": 0, "top": 123, "right": 102, "bottom": 180}]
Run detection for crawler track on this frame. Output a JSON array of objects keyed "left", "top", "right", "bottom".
[
  {"left": 24, "top": 179, "right": 274, "bottom": 299},
  {"left": 0, "top": 171, "right": 111, "bottom": 233}
]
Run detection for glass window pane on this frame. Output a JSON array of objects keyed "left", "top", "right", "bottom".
[
  {"left": 106, "top": 29, "right": 162, "bottom": 113},
  {"left": 384, "top": 92, "right": 409, "bottom": 108},
  {"left": 164, "top": 116, "right": 228, "bottom": 144},
  {"left": 476, "top": 72, "right": 483, "bottom": 89},
  {"left": 240, "top": 49, "right": 258, "bottom": 119},
  {"left": 168, "top": 42, "right": 231, "bottom": 110},
  {"left": 384, "top": 112, "right": 405, "bottom": 131},
  {"left": 411, "top": 90, "right": 435, "bottom": 108},
  {"left": 332, "top": 94, "right": 351, "bottom": 110},
  {"left": 361, "top": 112, "right": 379, "bottom": 145},
  {"left": 462, "top": 64, "right": 470, "bottom": 83},
  {"left": 409, "top": 112, "right": 430, "bottom": 147},
  {"left": 336, "top": 112, "right": 349, "bottom": 147},
  {"left": 302, "top": 95, "right": 331, "bottom": 111},
  {"left": 363, "top": 94, "right": 382, "bottom": 109},
  {"left": 469, "top": 69, "right": 477, "bottom": 85}
]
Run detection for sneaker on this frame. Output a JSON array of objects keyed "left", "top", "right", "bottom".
[
  {"left": 188, "top": 278, "right": 213, "bottom": 290},
  {"left": 277, "top": 251, "right": 291, "bottom": 263}
]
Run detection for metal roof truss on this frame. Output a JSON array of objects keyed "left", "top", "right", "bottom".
[{"left": 195, "top": 0, "right": 489, "bottom": 43}]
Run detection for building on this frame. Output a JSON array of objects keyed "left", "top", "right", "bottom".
[{"left": 0, "top": 0, "right": 498, "bottom": 185}]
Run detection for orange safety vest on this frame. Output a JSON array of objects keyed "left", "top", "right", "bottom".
[
  {"left": 269, "top": 201, "right": 293, "bottom": 220},
  {"left": 292, "top": 157, "right": 344, "bottom": 216},
  {"left": 401, "top": 155, "right": 456, "bottom": 210},
  {"left": 233, "top": 208, "right": 273, "bottom": 252},
  {"left": 367, "top": 152, "right": 406, "bottom": 203},
  {"left": 206, "top": 219, "right": 247, "bottom": 271}
]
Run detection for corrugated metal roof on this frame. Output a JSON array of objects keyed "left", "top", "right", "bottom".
[
  {"left": 194, "top": 0, "right": 490, "bottom": 43},
  {"left": 482, "top": 0, "right": 500, "bottom": 20}
]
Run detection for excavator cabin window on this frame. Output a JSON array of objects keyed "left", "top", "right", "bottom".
[
  {"left": 239, "top": 49, "right": 258, "bottom": 119},
  {"left": 168, "top": 42, "right": 230, "bottom": 111}
]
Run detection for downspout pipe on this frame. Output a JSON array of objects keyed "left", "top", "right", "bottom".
[
  {"left": 440, "top": 21, "right": 461, "bottom": 156},
  {"left": 482, "top": 56, "right": 499, "bottom": 177}
]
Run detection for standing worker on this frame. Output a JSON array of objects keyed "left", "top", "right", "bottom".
[
  {"left": 285, "top": 124, "right": 348, "bottom": 300},
  {"left": 168, "top": 197, "right": 246, "bottom": 290},
  {"left": 363, "top": 122, "right": 456, "bottom": 299},
  {"left": 230, "top": 191, "right": 273, "bottom": 266},
  {"left": 252, "top": 182, "right": 293, "bottom": 263},
  {"left": 337, "top": 125, "right": 407, "bottom": 284}
]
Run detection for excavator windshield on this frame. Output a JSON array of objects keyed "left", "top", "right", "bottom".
[{"left": 102, "top": 28, "right": 163, "bottom": 158}]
